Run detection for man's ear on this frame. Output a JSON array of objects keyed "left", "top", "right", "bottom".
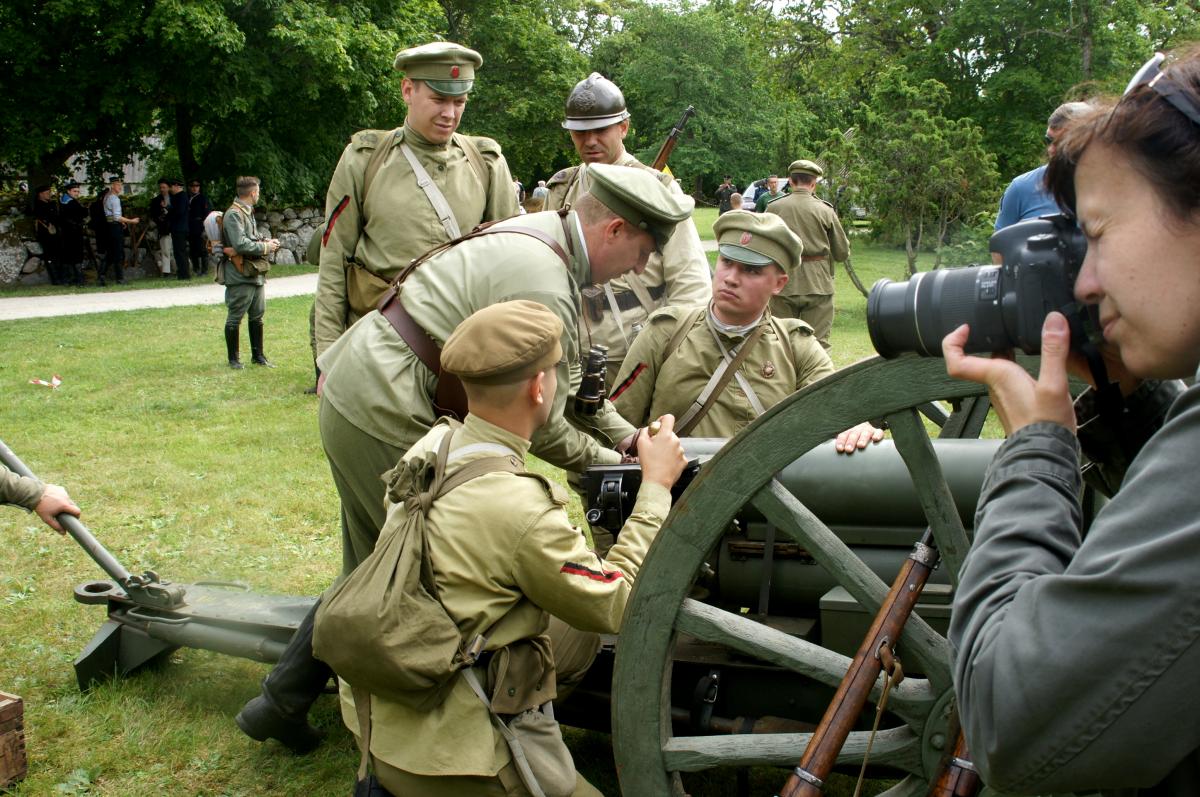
[
  {"left": 529, "top": 371, "right": 547, "bottom": 405},
  {"left": 772, "top": 270, "right": 789, "bottom": 295},
  {"left": 605, "top": 216, "right": 626, "bottom": 244}
]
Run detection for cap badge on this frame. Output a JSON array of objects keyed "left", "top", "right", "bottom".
[
  {"left": 450, "top": 65, "right": 460, "bottom": 78},
  {"left": 762, "top": 360, "right": 776, "bottom": 379},
  {"left": 740, "top": 232, "right": 752, "bottom": 245}
]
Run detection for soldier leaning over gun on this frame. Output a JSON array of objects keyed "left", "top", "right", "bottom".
[
  {"left": 766, "top": 159, "right": 850, "bottom": 351},
  {"left": 543, "top": 72, "right": 711, "bottom": 386},
  {"left": 312, "top": 42, "right": 519, "bottom": 363}
]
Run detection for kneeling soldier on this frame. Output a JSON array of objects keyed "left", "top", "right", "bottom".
[
  {"left": 611, "top": 210, "right": 880, "bottom": 449},
  {"left": 334, "top": 300, "right": 687, "bottom": 795}
]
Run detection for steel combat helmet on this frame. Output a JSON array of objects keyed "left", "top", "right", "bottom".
[{"left": 562, "top": 73, "right": 631, "bottom": 131}]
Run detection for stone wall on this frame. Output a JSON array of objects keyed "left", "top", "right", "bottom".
[{"left": 0, "top": 203, "right": 325, "bottom": 286}]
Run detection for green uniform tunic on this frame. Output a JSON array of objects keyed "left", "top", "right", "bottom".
[
  {"left": 339, "top": 414, "right": 671, "bottom": 783},
  {"left": 766, "top": 188, "right": 850, "bottom": 349},
  {"left": 1, "top": 465, "right": 42, "bottom": 511},
  {"left": 317, "top": 210, "right": 636, "bottom": 568},
  {"left": 611, "top": 304, "right": 834, "bottom": 437},
  {"left": 221, "top": 200, "right": 270, "bottom": 326},
  {"left": 544, "top": 152, "right": 711, "bottom": 385},
  {"left": 314, "top": 123, "right": 519, "bottom": 356}
]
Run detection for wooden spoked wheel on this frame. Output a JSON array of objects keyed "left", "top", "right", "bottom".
[{"left": 611, "top": 355, "right": 999, "bottom": 796}]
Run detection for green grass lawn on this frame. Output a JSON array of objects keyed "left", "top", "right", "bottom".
[{"left": 1, "top": 243, "right": 956, "bottom": 795}]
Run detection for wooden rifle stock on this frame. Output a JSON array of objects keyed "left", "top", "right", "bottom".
[
  {"left": 651, "top": 105, "right": 696, "bottom": 172},
  {"left": 778, "top": 532, "right": 939, "bottom": 797},
  {"left": 927, "top": 734, "right": 981, "bottom": 797}
]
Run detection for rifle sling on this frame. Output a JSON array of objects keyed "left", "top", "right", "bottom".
[{"left": 377, "top": 222, "right": 573, "bottom": 423}]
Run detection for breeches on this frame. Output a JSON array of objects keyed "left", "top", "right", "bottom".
[
  {"left": 318, "top": 397, "right": 406, "bottom": 576},
  {"left": 770, "top": 292, "right": 833, "bottom": 350},
  {"left": 225, "top": 282, "right": 265, "bottom": 327},
  {"left": 157, "top": 235, "right": 173, "bottom": 272}
]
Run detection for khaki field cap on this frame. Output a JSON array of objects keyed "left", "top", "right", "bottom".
[
  {"left": 713, "top": 210, "right": 803, "bottom": 271},
  {"left": 394, "top": 42, "right": 482, "bottom": 96},
  {"left": 584, "top": 163, "right": 694, "bottom": 251},
  {"left": 788, "top": 159, "right": 823, "bottom": 178},
  {"left": 562, "top": 72, "right": 631, "bottom": 131},
  {"left": 442, "top": 300, "right": 564, "bottom": 385}
]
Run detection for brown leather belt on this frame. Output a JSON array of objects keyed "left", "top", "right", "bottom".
[
  {"left": 378, "top": 287, "right": 468, "bottom": 422},
  {"left": 801, "top": 254, "right": 829, "bottom": 262}
]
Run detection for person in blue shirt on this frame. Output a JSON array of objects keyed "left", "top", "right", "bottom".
[{"left": 991, "top": 101, "right": 1091, "bottom": 263}]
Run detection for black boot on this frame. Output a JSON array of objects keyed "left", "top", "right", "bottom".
[
  {"left": 249, "top": 319, "right": 275, "bottom": 367},
  {"left": 225, "top": 326, "right": 244, "bottom": 369},
  {"left": 304, "top": 364, "right": 320, "bottom": 395},
  {"left": 235, "top": 601, "right": 330, "bottom": 754}
]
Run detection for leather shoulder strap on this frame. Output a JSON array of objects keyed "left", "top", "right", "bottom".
[
  {"left": 453, "top": 133, "right": 487, "bottom": 188},
  {"left": 361, "top": 128, "right": 401, "bottom": 224}
]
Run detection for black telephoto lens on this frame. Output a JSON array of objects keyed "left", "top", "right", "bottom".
[{"left": 867, "top": 265, "right": 1007, "bottom": 357}]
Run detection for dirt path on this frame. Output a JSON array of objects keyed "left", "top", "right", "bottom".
[{"left": 0, "top": 273, "right": 319, "bottom": 321}]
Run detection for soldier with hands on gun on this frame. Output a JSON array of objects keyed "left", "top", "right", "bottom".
[
  {"left": 544, "top": 72, "right": 711, "bottom": 385},
  {"left": 321, "top": 300, "right": 687, "bottom": 796},
  {"left": 944, "top": 48, "right": 1200, "bottom": 794}
]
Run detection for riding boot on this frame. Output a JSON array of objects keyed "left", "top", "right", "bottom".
[
  {"left": 225, "top": 326, "right": 244, "bottom": 369},
  {"left": 235, "top": 600, "right": 330, "bottom": 753},
  {"left": 249, "top": 319, "right": 275, "bottom": 367}
]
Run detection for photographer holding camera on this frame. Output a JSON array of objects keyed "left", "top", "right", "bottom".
[{"left": 938, "top": 49, "right": 1200, "bottom": 793}]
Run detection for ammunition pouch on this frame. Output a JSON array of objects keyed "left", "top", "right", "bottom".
[
  {"left": 581, "top": 283, "right": 666, "bottom": 323},
  {"left": 345, "top": 258, "right": 391, "bottom": 318}
]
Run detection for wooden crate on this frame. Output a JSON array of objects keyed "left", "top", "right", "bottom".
[{"left": 0, "top": 691, "right": 26, "bottom": 790}]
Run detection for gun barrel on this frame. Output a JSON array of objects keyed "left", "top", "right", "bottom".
[{"left": 0, "top": 438, "right": 134, "bottom": 586}]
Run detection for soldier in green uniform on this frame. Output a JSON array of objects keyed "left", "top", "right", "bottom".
[
  {"left": 236, "top": 163, "right": 691, "bottom": 752},
  {"left": 544, "top": 72, "right": 711, "bottom": 386},
  {"left": 766, "top": 159, "right": 850, "bottom": 350},
  {"left": 612, "top": 210, "right": 881, "bottom": 449},
  {"left": 1, "top": 465, "right": 79, "bottom": 533},
  {"left": 220, "top": 176, "right": 280, "bottom": 369},
  {"left": 313, "top": 42, "right": 519, "bottom": 362},
  {"left": 332, "top": 300, "right": 687, "bottom": 796}
]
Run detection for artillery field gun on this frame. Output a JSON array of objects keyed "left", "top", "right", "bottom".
[{"left": 5, "top": 354, "right": 1094, "bottom": 796}]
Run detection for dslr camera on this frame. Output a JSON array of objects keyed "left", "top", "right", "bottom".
[{"left": 867, "top": 215, "right": 1093, "bottom": 357}]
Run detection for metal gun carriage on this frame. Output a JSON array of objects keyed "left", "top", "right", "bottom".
[{"left": 6, "top": 354, "right": 1087, "bottom": 795}]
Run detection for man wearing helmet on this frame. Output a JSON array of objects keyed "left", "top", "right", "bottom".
[{"left": 544, "top": 73, "right": 712, "bottom": 386}]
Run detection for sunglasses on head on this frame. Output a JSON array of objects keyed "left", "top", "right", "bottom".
[{"left": 1124, "top": 52, "right": 1200, "bottom": 128}]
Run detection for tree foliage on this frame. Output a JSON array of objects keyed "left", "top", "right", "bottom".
[
  {"left": 591, "top": 2, "right": 796, "bottom": 196},
  {"left": 4, "top": 0, "right": 1199, "bottom": 240},
  {"left": 850, "top": 66, "right": 999, "bottom": 275},
  {"left": 2, "top": 0, "right": 442, "bottom": 203}
]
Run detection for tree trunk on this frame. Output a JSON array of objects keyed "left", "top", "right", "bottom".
[
  {"left": 176, "top": 104, "right": 200, "bottom": 181},
  {"left": 843, "top": 256, "right": 869, "bottom": 298},
  {"left": 1079, "top": 0, "right": 1094, "bottom": 81}
]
